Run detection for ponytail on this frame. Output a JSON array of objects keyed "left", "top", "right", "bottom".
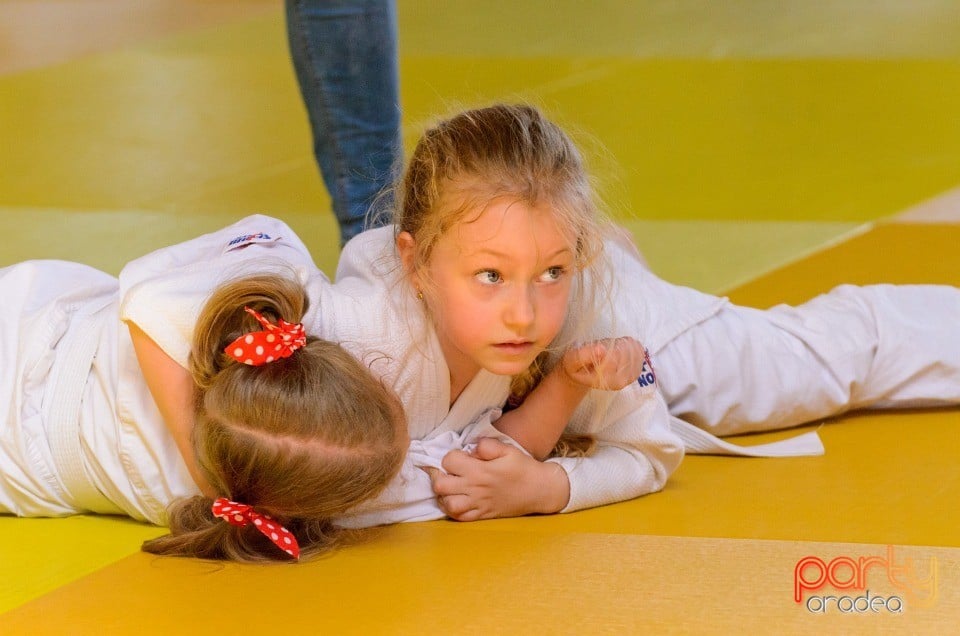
[
  {"left": 144, "top": 274, "right": 407, "bottom": 563},
  {"left": 142, "top": 496, "right": 349, "bottom": 562},
  {"left": 190, "top": 274, "right": 307, "bottom": 391}
]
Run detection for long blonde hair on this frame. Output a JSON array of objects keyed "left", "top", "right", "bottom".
[
  {"left": 394, "top": 103, "right": 613, "bottom": 425},
  {"left": 142, "top": 275, "right": 407, "bottom": 562}
]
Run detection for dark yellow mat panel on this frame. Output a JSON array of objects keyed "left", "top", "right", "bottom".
[
  {"left": 728, "top": 222, "right": 960, "bottom": 306},
  {"left": 4, "top": 528, "right": 957, "bottom": 634}
]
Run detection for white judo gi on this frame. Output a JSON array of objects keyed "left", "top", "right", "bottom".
[
  {"left": 1, "top": 219, "right": 328, "bottom": 521},
  {"left": 0, "top": 261, "right": 196, "bottom": 522},
  {"left": 337, "top": 225, "right": 960, "bottom": 526},
  {"left": 600, "top": 235, "right": 960, "bottom": 437}
]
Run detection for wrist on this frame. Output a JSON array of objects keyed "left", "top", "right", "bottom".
[
  {"left": 537, "top": 461, "right": 570, "bottom": 513},
  {"left": 544, "top": 363, "right": 589, "bottom": 400}
]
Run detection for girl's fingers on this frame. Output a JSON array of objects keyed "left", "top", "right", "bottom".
[
  {"left": 451, "top": 507, "right": 483, "bottom": 522},
  {"left": 438, "top": 494, "right": 476, "bottom": 518},
  {"left": 428, "top": 470, "right": 468, "bottom": 497}
]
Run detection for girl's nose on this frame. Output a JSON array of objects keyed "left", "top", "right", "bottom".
[{"left": 504, "top": 284, "right": 535, "bottom": 329}]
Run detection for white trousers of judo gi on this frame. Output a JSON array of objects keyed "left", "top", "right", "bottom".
[{"left": 656, "top": 284, "right": 960, "bottom": 436}]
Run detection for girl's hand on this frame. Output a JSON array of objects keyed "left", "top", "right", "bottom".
[
  {"left": 560, "top": 337, "right": 645, "bottom": 392},
  {"left": 424, "top": 439, "right": 570, "bottom": 521}
]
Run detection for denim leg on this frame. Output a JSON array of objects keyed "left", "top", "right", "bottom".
[{"left": 285, "top": 0, "right": 401, "bottom": 244}]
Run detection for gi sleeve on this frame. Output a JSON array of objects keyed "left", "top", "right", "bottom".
[{"left": 549, "top": 382, "right": 685, "bottom": 512}]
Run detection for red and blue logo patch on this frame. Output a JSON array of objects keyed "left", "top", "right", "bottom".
[
  {"left": 225, "top": 231, "right": 279, "bottom": 252},
  {"left": 637, "top": 348, "right": 656, "bottom": 388}
]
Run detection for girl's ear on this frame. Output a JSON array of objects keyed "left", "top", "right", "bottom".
[
  {"left": 396, "top": 231, "right": 416, "bottom": 274},
  {"left": 396, "top": 231, "right": 425, "bottom": 297}
]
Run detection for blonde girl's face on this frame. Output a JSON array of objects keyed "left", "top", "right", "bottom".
[{"left": 402, "top": 197, "right": 576, "bottom": 390}]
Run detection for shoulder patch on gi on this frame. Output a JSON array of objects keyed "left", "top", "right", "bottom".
[{"left": 224, "top": 231, "right": 281, "bottom": 253}]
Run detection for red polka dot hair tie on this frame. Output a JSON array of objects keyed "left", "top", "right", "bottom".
[
  {"left": 211, "top": 497, "right": 300, "bottom": 560},
  {"left": 224, "top": 306, "right": 307, "bottom": 366}
]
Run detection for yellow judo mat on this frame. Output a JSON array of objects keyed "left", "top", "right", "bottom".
[{"left": 2, "top": 1, "right": 959, "bottom": 633}]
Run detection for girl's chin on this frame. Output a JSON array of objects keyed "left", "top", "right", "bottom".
[{"left": 482, "top": 359, "right": 538, "bottom": 377}]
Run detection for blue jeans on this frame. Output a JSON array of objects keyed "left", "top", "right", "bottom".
[{"left": 285, "top": 0, "right": 401, "bottom": 244}]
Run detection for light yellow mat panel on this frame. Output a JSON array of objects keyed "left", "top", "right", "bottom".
[
  {"left": 0, "top": 208, "right": 342, "bottom": 280},
  {"left": 620, "top": 219, "right": 863, "bottom": 293},
  {"left": 4, "top": 529, "right": 957, "bottom": 634},
  {"left": 4, "top": 13, "right": 960, "bottom": 225},
  {"left": 401, "top": 55, "right": 960, "bottom": 224},
  {"left": 400, "top": 0, "right": 960, "bottom": 59},
  {"left": 0, "top": 517, "right": 163, "bottom": 616}
]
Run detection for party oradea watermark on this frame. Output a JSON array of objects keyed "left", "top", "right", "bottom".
[{"left": 794, "top": 545, "right": 938, "bottom": 614}]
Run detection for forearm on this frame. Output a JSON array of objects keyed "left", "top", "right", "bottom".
[
  {"left": 535, "top": 460, "right": 571, "bottom": 513},
  {"left": 493, "top": 368, "right": 588, "bottom": 460},
  {"left": 550, "top": 445, "right": 667, "bottom": 512},
  {"left": 552, "top": 389, "right": 684, "bottom": 512},
  {"left": 127, "top": 323, "right": 214, "bottom": 497}
]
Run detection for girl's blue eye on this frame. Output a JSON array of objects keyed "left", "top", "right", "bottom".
[
  {"left": 476, "top": 270, "right": 502, "bottom": 284},
  {"left": 541, "top": 266, "right": 566, "bottom": 282}
]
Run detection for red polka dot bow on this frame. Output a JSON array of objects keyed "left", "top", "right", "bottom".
[
  {"left": 224, "top": 306, "right": 307, "bottom": 366},
  {"left": 211, "top": 497, "right": 300, "bottom": 559}
]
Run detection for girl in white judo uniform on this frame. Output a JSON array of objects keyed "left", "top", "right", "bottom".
[
  {"left": 0, "top": 246, "right": 410, "bottom": 561},
  {"left": 334, "top": 103, "right": 960, "bottom": 526}
]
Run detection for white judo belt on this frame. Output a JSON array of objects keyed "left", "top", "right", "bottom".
[{"left": 670, "top": 417, "right": 824, "bottom": 457}]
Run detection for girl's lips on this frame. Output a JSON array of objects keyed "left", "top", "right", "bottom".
[{"left": 493, "top": 342, "right": 534, "bottom": 355}]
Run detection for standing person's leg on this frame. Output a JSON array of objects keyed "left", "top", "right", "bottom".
[
  {"left": 285, "top": 0, "right": 402, "bottom": 245},
  {"left": 656, "top": 284, "right": 960, "bottom": 436}
]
